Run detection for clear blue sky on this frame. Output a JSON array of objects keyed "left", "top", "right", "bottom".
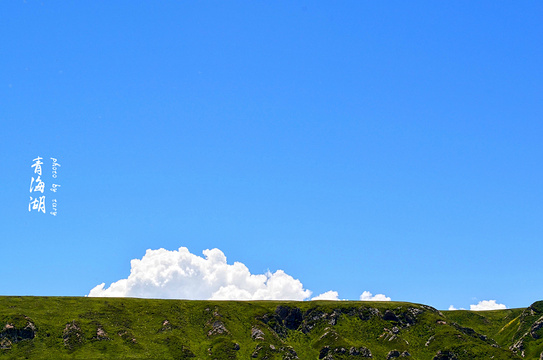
[{"left": 1, "top": 1, "right": 542, "bottom": 310}]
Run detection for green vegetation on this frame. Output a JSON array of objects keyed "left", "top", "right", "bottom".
[{"left": 0, "top": 297, "right": 541, "bottom": 359}]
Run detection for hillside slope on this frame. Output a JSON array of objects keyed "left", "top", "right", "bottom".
[{"left": 1, "top": 297, "right": 541, "bottom": 359}]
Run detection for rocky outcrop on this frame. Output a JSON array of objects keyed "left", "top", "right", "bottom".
[
  {"left": 433, "top": 350, "right": 458, "bottom": 360},
  {"left": 261, "top": 305, "right": 428, "bottom": 339},
  {"left": 63, "top": 321, "right": 84, "bottom": 349},
  {"left": 530, "top": 318, "right": 543, "bottom": 339},
  {"left": 0, "top": 317, "right": 36, "bottom": 343},
  {"left": 205, "top": 306, "right": 231, "bottom": 337},
  {"left": 276, "top": 306, "right": 303, "bottom": 330},
  {"left": 380, "top": 327, "right": 403, "bottom": 342},
  {"left": 93, "top": 326, "right": 110, "bottom": 341},
  {"left": 0, "top": 338, "right": 12, "bottom": 350},
  {"left": 450, "top": 322, "right": 499, "bottom": 348},
  {"left": 319, "top": 346, "right": 372, "bottom": 359},
  {"left": 251, "top": 326, "right": 265, "bottom": 340},
  {"left": 251, "top": 343, "right": 298, "bottom": 359},
  {"left": 385, "top": 349, "right": 410, "bottom": 358},
  {"left": 208, "top": 320, "right": 229, "bottom": 336},
  {"left": 259, "top": 306, "right": 303, "bottom": 338},
  {"left": 510, "top": 338, "right": 525, "bottom": 357},
  {"left": 383, "top": 310, "right": 400, "bottom": 322},
  {"left": 509, "top": 301, "right": 543, "bottom": 357},
  {"left": 118, "top": 329, "right": 137, "bottom": 343},
  {"left": 159, "top": 319, "right": 172, "bottom": 332},
  {"left": 386, "top": 350, "right": 401, "bottom": 359}
]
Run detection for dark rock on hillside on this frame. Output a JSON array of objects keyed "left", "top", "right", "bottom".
[
  {"left": 117, "top": 329, "right": 137, "bottom": 343},
  {"left": 0, "top": 317, "right": 36, "bottom": 344},
  {"left": 530, "top": 318, "right": 543, "bottom": 339},
  {"left": 383, "top": 310, "right": 400, "bottom": 322},
  {"left": 432, "top": 350, "right": 458, "bottom": 360},
  {"left": 282, "top": 346, "right": 299, "bottom": 360},
  {"left": 350, "top": 346, "right": 372, "bottom": 357},
  {"left": 0, "top": 338, "right": 12, "bottom": 350},
  {"left": 275, "top": 306, "right": 303, "bottom": 330},
  {"left": 300, "top": 309, "right": 327, "bottom": 333},
  {"left": 63, "top": 321, "right": 84, "bottom": 349},
  {"left": 386, "top": 350, "right": 401, "bottom": 359},
  {"left": 397, "top": 307, "right": 425, "bottom": 326},
  {"left": 259, "top": 313, "right": 287, "bottom": 338},
  {"left": 319, "top": 346, "right": 331, "bottom": 359},
  {"left": 385, "top": 350, "right": 410, "bottom": 358},
  {"left": 251, "top": 344, "right": 264, "bottom": 358},
  {"left": 319, "top": 346, "right": 373, "bottom": 359},
  {"left": 208, "top": 320, "right": 229, "bottom": 336},
  {"left": 357, "top": 307, "right": 382, "bottom": 321},
  {"left": 259, "top": 306, "right": 303, "bottom": 338},
  {"left": 509, "top": 301, "right": 543, "bottom": 357},
  {"left": 251, "top": 343, "right": 298, "bottom": 359},
  {"left": 451, "top": 323, "right": 494, "bottom": 344},
  {"left": 509, "top": 338, "right": 525, "bottom": 357},
  {"left": 261, "top": 305, "right": 429, "bottom": 341},
  {"left": 300, "top": 307, "right": 357, "bottom": 333}
]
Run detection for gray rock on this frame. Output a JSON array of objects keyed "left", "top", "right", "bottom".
[
  {"left": 207, "top": 320, "right": 229, "bottom": 336},
  {"left": 94, "top": 326, "right": 110, "bottom": 341},
  {"left": 63, "top": 321, "right": 84, "bottom": 349},
  {"left": 530, "top": 319, "right": 543, "bottom": 339},
  {"left": 387, "top": 350, "right": 401, "bottom": 359},
  {"left": 0, "top": 338, "right": 12, "bottom": 350},
  {"left": 251, "top": 326, "right": 265, "bottom": 340},
  {"left": 432, "top": 350, "right": 458, "bottom": 360},
  {"left": 383, "top": 310, "right": 400, "bottom": 322},
  {"left": 275, "top": 306, "right": 303, "bottom": 330},
  {"left": 1, "top": 320, "right": 36, "bottom": 343}
]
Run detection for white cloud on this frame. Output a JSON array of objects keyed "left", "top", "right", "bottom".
[
  {"left": 312, "top": 291, "right": 340, "bottom": 301},
  {"left": 88, "top": 247, "right": 312, "bottom": 301},
  {"left": 470, "top": 300, "right": 507, "bottom": 311},
  {"left": 448, "top": 305, "right": 457, "bottom": 310},
  {"left": 359, "top": 291, "right": 391, "bottom": 301}
]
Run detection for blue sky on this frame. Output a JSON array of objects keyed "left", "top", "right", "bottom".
[{"left": 1, "top": 1, "right": 542, "bottom": 310}]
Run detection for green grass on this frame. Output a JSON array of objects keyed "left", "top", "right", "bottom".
[
  {"left": 444, "top": 308, "right": 524, "bottom": 347},
  {"left": 0, "top": 297, "right": 539, "bottom": 359}
]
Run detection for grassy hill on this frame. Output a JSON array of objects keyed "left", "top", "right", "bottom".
[{"left": 1, "top": 296, "right": 542, "bottom": 359}]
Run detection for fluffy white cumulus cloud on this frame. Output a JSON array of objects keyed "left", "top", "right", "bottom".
[
  {"left": 88, "top": 247, "right": 312, "bottom": 301},
  {"left": 311, "top": 291, "right": 340, "bottom": 301},
  {"left": 359, "top": 291, "right": 391, "bottom": 301},
  {"left": 470, "top": 300, "right": 507, "bottom": 311}
]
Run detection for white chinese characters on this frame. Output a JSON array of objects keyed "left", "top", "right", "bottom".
[
  {"left": 28, "top": 156, "right": 61, "bottom": 215},
  {"left": 29, "top": 157, "right": 46, "bottom": 213}
]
